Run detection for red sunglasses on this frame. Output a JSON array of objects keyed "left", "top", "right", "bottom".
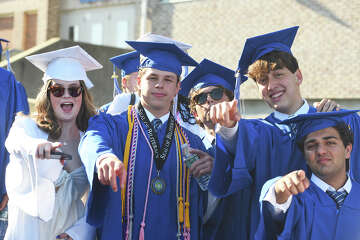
[{"left": 48, "top": 85, "right": 83, "bottom": 98}]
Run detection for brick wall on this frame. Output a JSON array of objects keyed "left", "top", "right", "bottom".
[
  {"left": 0, "top": 0, "right": 60, "bottom": 50},
  {"left": 148, "top": 0, "right": 360, "bottom": 100}
]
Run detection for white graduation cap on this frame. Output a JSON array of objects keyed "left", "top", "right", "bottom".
[
  {"left": 25, "top": 46, "right": 103, "bottom": 89},
  {"left": 137, "top": 33, "right": 192, "bottom": 53}
]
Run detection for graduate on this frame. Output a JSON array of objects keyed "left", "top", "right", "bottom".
[
  {"left": 257, "top": 110, "right": 360, "bottom": 240},
  {"left": 107, "top": 35, "right": 208, "bottom": 151},
  {"left": 107, "top": 34, "right": 192, "bottom": 116},
  {"left": 207, "top": 26, "right": 360, "bottom": 239},
  {"left": 5, "top": 46, "right": 100, "bottom": 240},
  {"left": 180, "top": 59, "right": 247, "bottom": 239},
  {"left": 111, "top": 51, "right": 140, "bottom": 94},
  {"left": 79, "top": 41, "right": 214, "bottom": 240},
  {"left": 100, "top": 51, "right": 140, "bottom": 113},
  {"left": 0, "top": 39, "right": 29, "bottom": 239}
]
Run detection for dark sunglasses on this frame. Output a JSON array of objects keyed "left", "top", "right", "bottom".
[
  {"left": 48, "top": 85, "right": 83, "bottom": 98},
  {"left": 193, "top": 88, "right": 224, "bottom": 105}
]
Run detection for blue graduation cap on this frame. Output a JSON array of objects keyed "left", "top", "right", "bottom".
[
  {"left": 110, "top": 51, "right": 139, "bottom": 76},
  {"left": 125, "top": 41, "right": 197, "bottom": 76},
  {"left": 109, "top": 51, "right": 139, "bottom": 95},
  {"left": 236, "top": 26, "right": 299, "bottom": 84},
  {"left": 179, "top": 58, "right": 235, "bottom": 97},
  {"left": 281, "top": 110, "right": 358, "bottom": 141}
]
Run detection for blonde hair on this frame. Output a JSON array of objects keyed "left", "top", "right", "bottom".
[{"left": 34, "top": 80, "right": 97, "bottom": 139}]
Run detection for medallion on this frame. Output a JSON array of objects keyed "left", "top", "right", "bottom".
[{"left": 151, "top": 176, "right": 166, "bottom": 195}]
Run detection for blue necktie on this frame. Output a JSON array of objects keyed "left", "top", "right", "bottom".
[
  {"left": 326, "top": 190, "right": 348, "bottom": 209},
  {"left": 151, "top": 118, "right": 162, "bottom": 132}
]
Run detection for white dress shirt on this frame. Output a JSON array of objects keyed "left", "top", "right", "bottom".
[{"left": 264, "top": 173, "right": 352, "bottom": 213}]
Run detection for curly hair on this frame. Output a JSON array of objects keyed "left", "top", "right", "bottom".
[
  {"left": 248, "top": 51, "right": 299, "bottom": 83},
  {"left": 34, "top": 80, "right": 97, "bottom": 139}
]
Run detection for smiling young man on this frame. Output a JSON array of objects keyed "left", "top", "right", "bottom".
[
  {"left": 107, "top": 34, "right": 193, "bottom": 116},
  {"left": 79, "top": 42, "right": 214, "bottom": 240},
  {"left": 180, "top": 59, "right": 240, "bottom": 239},
  {"left": 248, "top": 50, "right": 304, "bottom": 116},
  {"left": 181, "top": 59, "right": 235, "bottom": 143},
  {"left": 257, "top": 110, "right": 360, "bottom": 239},
  {"left": 207, "top": 26, "right": 360, "bottom": 240}
]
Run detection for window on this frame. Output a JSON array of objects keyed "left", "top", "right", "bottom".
[
  {"left": 115, "top": 21, "right": 128, "bottom": 48},
  {"left": 0, "top": 16, "right": 13, "bottom": 30},
  {"left": 68, "top": 25, "right": 79, "bottom": 42},
  {"left": 23, "top": 12, "right": 37, "bottom": 50},
  {"left": 91, "top": 23, "right": 103, "bottom": 45}
]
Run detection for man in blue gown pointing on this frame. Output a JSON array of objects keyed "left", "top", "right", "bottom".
[
  {"left": 79, "top": 41, "right": 213, "bottom": 240},
  {"left": 257, "top": 110, "right": 360, "bottom": 239}
]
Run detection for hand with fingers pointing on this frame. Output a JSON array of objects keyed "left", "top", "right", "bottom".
[
  {"left": 209, "top": 99, "right": 241, "bottom": 128},
  {"left": 274, "top": 170, "right": 310, "bottom": 204},
  {"left": 96, "top": 154, "right": 127, "bottom": 192}
]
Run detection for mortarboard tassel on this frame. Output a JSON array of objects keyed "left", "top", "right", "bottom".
[
  {"left": 234, "top": 69, "right": 242, "bottom": 113},
  {"left": 112, "top": 64, "right": 122, "bottom": 97},
  {"left": 5, "top": 43, "right": 12, "bottom": 72}
]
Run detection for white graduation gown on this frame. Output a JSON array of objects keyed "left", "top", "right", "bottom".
[{"left": 4, "top": 116, "right": 94, "bottom": 240}]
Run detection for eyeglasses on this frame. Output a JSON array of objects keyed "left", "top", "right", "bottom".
[
  {"left": 193, "top": 88, "right": 224, "bottom": 105},
  {"left": 48, "top": 85, "right": 83, "bottom": 98}
]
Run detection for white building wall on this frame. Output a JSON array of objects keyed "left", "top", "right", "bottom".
[{"left": 60, "top": 4, "right": 136, "bottom": 49}]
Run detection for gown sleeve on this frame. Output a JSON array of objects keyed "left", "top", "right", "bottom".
[
  {"left": 5, "top": 116, "right": 63, "bottom": 221},
  {"left": 209, "top": 119, "right": 261, "bottom": 197}
]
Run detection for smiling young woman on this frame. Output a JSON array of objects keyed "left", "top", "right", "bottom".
[
  {"left": 4, "top": 46, "right": 101, "bottom": 240},
  {"left": 35, "top": 79, "right": 96, "bottom": 139}
]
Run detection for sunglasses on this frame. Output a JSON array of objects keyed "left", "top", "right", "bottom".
[
  {"left": 48, "top": 85, "right": 83, "bottom": 98},
  {"left": 193, "top": 88, "right": 224, "bottom": 105}
]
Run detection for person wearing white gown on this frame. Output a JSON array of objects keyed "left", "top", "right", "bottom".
[{"left": 4, "top": 46, "right": 100, "bottom": 240}]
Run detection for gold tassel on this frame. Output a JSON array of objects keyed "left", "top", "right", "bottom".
[
  {"left": 178, "top": 197, "right": 184, "bottom": 223},
  {"left": 185, "top": 201, "right": 190, "bottom": 229}
]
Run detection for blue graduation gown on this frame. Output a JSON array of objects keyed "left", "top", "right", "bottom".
[
  {"left": 257, "top": 180, "right": 360, "bottom": 240},
  {"left": 208, "top": 107, "right": 360, "bottom": 240},
  {"left": 0, "top": 68, "right": 29, "bottom": 199},
  {"left": 80, "top": 110, "right": 209, "bottom": 240}
]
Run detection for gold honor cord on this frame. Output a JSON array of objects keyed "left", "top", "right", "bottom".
[
  {"left": 175, "top": 124, "right": 192, "bottom": 232},
  {"left": 175, "top": 126, "right": 184, "bottom": 224}
]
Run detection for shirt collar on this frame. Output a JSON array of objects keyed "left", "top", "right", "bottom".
[
  {"left": 143, "top": 107, "right": 170, "bottom": 124},
  {"left": 311, "top": 173, "right": 352, "bottom": 193},
  {"left": 205, "top": 132, "right": 215, "bottom": 145},
  {"left": 273, "top": 99, "right": 309, "bottom": 121}
]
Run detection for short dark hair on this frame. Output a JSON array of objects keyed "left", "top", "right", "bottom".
[
  {"left": 297, "top": 122, "right": 354, "bottom": 170},
  {"left": 297, "top": 122, "right": 354, "bottom": 152},
  {"left": 248, "top": 51, "right": 299, "bottom": 83}
]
